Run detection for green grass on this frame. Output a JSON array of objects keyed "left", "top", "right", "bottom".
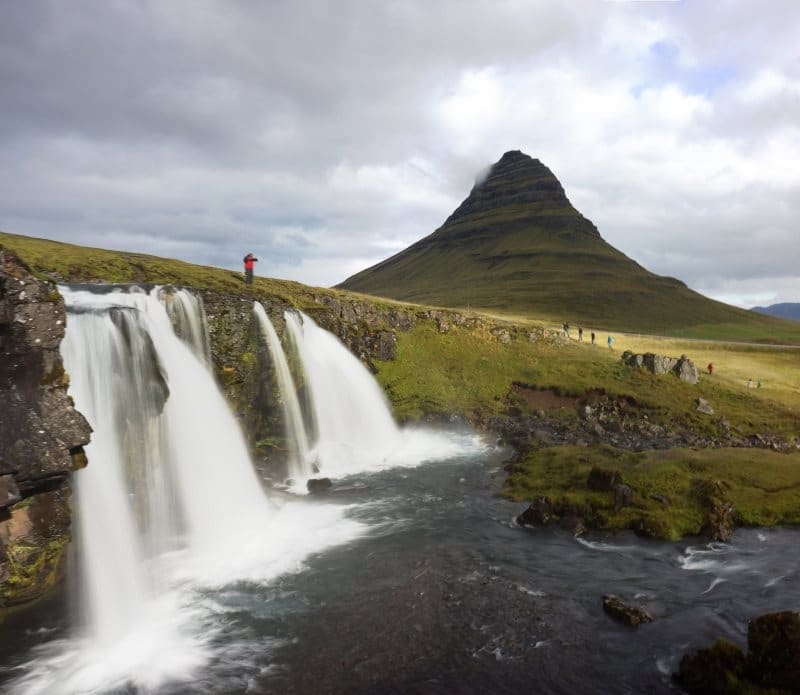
[
  {"left": 503, "top": 445, "right": 800, "bottom": 540},
  {"left": 0, "top": 230, "right": 395, "bottom": 313},
  {"left": 376, "top": 322, "right": 800, "bottom": 438}
]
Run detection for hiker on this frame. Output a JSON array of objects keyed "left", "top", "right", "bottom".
[
  {"left": 747, "top": 378, "right": 752, "bottom": 388},
  {"left": 243, "top": 253, "right": 258, "bottom": 285},
  {"left": 607, "top": 335, "right": 613, "bottom": 350},
  {"left": 591, "top": 331, "right": 596, "bottom": 345},
  {"left": 707, "top": 362, "right": 713, "bottom": 375},
  {"left": 578, "top": 326, "right": 583, "bottom": 343}
]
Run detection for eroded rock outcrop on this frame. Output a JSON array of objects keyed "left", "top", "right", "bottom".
[
  {"left": 0, "top": 249, "right": 91, "bottom": 611},
  {"left": 621, "top": 351, "right": 699, "bottom": 384}
]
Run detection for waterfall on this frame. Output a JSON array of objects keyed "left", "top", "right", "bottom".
[
  {"left": 252, "top": 302, "right": 313, "bottom": 489},
  {"left": 62, "top": 287, "right": 274, "bottom": 561},
  {"left": 61, "top": 305, "right": 152, "bottom": 642},
  {"left": 284, "top": 311, "right": 402, "bottom": 478},
  {"left": 161, "top": 287, "right": 212, "bottom": 365}
]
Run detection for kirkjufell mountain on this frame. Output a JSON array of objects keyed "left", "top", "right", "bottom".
[{"left": 339, "top": 150, "right": 765, "bottom": 333}]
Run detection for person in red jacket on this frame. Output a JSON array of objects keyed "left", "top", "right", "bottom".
[
  {"left": 243, "top": 253, "right": 258, "bottom": 284},
  {"left": 707, "top": 362, "right": 713, "bottom": 375}
]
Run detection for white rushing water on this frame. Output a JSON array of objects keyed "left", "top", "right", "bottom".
[
  {"left": 284, "top": 311, "right": 484, "bottom": 482},
  {"left": 9, "top": 286, "right": 364, "bottom": 695},
  {"left": 252, "top": 302, "right": 313, "bottom": 491}
]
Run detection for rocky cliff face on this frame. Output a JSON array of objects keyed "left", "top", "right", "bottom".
[{"left": 0, "top": 249, "right": 91, "bottom": 611}]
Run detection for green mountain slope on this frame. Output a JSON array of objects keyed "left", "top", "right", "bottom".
[{"left": 339, "top": 151, "right": 791, "bottom": 339}]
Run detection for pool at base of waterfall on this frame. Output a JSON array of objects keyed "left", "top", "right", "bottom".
[{"left": 1, "top": 446, "right": 798, "bottom": 695}]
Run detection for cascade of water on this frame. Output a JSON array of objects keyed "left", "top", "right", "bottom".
[
  {"left": 61, "top": 306, "right": 152, "bottom": 643},
  {"left": 62, "top": 286, "right": 275, "bottom": 563},
  {"left": 5, "top": 286, "right": 365, "bottom": 694},
  {"left": 252, "top": 302, "right": 314, "bottom": 488},
  {"left": 284, "top": 311, "right": 402, "bottom": 477},
  {"left": 161, "top": 287, "right": 212, "bottom": 365}
]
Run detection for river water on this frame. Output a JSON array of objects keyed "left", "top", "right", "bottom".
[{"left": 1, "top": 439, "right": 798, "bottom": 694}]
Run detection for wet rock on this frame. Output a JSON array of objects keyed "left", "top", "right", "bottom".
[
  {"left": 675, "top": 639, "right": 747, "bottom": 694},
  {"left": 0, "top": 249, "right": 92, "bottom": 611},
  {"left": 307, "top": 477, "right": 333, "bottom": 493},
  {"left": 747, "top": 611, "right": 800, "bottom": 689},
  {"left": 558, "top": 507, "right": 586, "bottom": 536},
  {"left": 602, "top": 594, "right": 653, "bottom": 627},
  {"left": 517, "top": 497, "right": 552, "bottom": 526},
  {"left": 693, "top": 479, "right": 734, "bottom": 542}
]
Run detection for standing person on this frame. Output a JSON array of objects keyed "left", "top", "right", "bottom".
[
  {"left": 591, "top": 331, "right": 596, "bottom": 345},
  {"left": 707, "top": 362, "right": 714, "bottom": 375},
  {"left": 578, "top": 326, "right": 583, "bottom": 343},
  {"left": 243, "top": 253, "right": 258, "bottom": 285},
  {"left": 607, "top": 334, "right": 613, "bottom": 350}
]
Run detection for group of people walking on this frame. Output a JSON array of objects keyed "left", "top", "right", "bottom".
[{"left": 563, "top": 322, "right": 610, "bottom": 348}]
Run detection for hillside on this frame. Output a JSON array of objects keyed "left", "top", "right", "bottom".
[
  {"left": 339, "top": 151, "right": 796, "bottom": 341},
  {"left": 2, "top": 229, "right": 799, "bottom": 546},
  {"left": 752, "top": 303, "right": 800, "bottom": 321}
]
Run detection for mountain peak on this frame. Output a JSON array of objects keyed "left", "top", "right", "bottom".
[{"left": 446, "top": 150, "right": 570, "bottom": 227}]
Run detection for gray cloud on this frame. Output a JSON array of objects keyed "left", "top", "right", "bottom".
[{"left": 0, "top": 0, "right": 798, "bottom": 303}]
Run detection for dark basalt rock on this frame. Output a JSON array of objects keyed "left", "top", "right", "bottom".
[
  {"left": 586, "top": 466, "right": 621, "bottom": 492},
  {"left": 602, "top": 594, "right": 653, "bottom": 627},
  {"left": 517, "top": 497, "right": 552, "bottom": 526},
  {"left": 693, "top": 479, "right": 735, "bottom": 542},
  {"left": 0, "top": 248, "right": 92, "bottom": 610},
  {"left": 307, "top": 477, "right": 333, "bottom": 493},
  {"left": 675, "top": 611, "right": 800, "bottom": 693},
  {"left": 675, "top": 639, "right": 747, "bottom": 694},
  {"left": 747, "top": 611, "right": 800, "bottom": 689}
]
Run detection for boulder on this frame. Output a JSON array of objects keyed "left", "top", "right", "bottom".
[
  {"left": 613, "top": 483, "right": 634, "bottom": 511},
  {"left": 696, "top": 398, "right": 715, "bottom": 415},
  {"left": 307, "top": 477, "right": 333, "bottom": 493},
  {"left": 747, "top": 611, "right": 800, "bottom": 689},
  {"left": 517, "top": 497, "right": 553, "bottom": 526},
  {"left": 602, "top": 594, "right": 653, "bottom": 627},
  {"left": 675, "top": 639, "right": 747, "bottom": 694},
  {"left": 587, "top": 466, "right": 621, "bottom": 492},
  {"left": 621, "top": 351, "right": 699, "bottom": 384}
]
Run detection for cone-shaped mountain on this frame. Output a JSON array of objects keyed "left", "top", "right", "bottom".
[{"left": 338, "top": 150, "right": 757, "bottom": 332}]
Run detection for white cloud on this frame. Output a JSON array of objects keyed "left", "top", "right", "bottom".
[{"left": 0, "top": 0, "right": 798, "bottom": 305}]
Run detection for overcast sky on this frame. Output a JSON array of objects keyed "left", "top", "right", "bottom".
[{"left": 1, "top": 1, "right": 798, "bottom": 307}]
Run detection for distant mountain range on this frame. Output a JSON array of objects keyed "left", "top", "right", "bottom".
[
  {"left": 751, "top": 303, "right": 800, "bottom": 321},
  {"left": 339, "top": 151, "right": 782, "bottom": 335}
]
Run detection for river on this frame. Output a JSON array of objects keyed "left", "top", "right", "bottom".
[{"left": 1, "top": 438, "right": 798, "bottom": 694}]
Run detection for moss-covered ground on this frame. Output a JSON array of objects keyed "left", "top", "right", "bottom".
[{"left": 503, "top": 446, "right": 800, "bottom": 540}]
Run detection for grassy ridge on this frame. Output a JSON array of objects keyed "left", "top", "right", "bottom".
[{"left": 0, "top": 230, "right": 339, "bottom": 310}]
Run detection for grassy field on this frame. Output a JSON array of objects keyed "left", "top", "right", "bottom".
[{"left": 376, "top": 321, "right": 799, "bottom": 437}]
